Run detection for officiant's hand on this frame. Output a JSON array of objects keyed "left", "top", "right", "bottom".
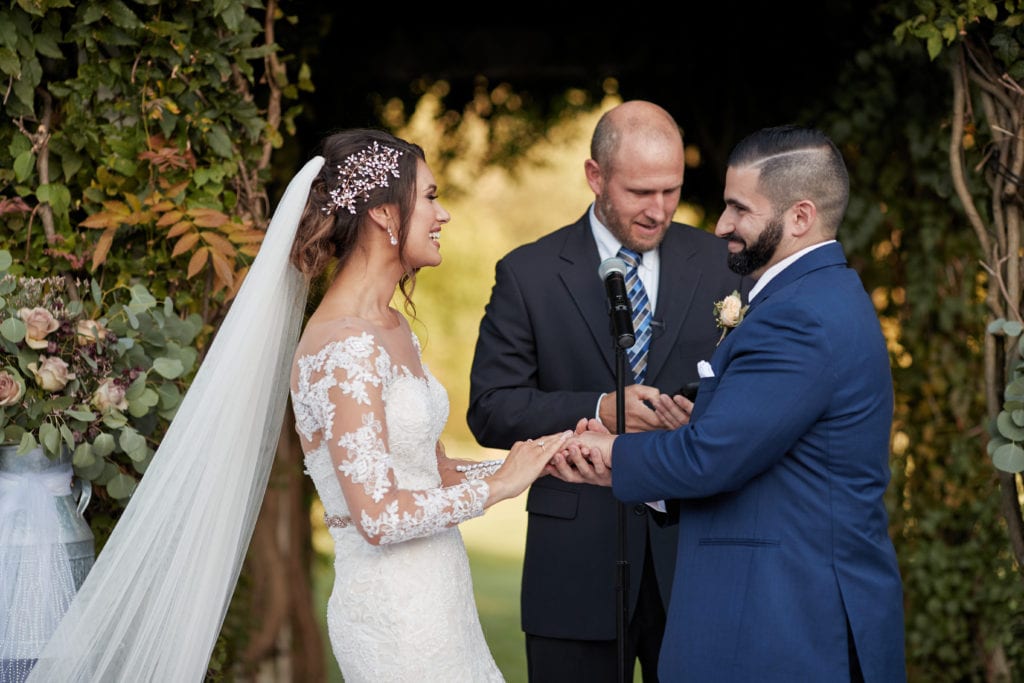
[{"left": 599, "top": 385, "right": 692, "bottom": 433}]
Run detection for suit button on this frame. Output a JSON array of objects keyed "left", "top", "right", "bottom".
[{"left": 632, "top": 505, "right": 647, "bottom": 516}]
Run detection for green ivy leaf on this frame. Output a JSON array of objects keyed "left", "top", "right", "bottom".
[
  {"left": 0, "top": 46, "right": 19, "bottom": 77},
  {"left": 13, "top": 149, "right": 33, "bottom": 182}
]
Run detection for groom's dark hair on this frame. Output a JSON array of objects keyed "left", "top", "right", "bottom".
[{"left": 728, "top": 125, "right": 849, "bottom": 235}]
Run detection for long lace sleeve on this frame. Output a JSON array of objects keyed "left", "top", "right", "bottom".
[{"left": 293, "top": 331, "right": 489, "bottom": 545}]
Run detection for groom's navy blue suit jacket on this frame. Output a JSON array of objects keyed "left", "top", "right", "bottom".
[{"left": 613, "top": 241, "right": 906, "bottom": 682}]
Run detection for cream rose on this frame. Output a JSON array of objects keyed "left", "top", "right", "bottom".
[
  {"left": 717, "top": 294, "right": 744, "bottom": 328},
  {"left": 76, "top": 319, "right": 108, "bottom": 344},
  {"left": 0, "top": 369, "right": 24, "bottom": 406},
  {"left": 91, "top": 378, "right": 129, "bottom": 412},
  {"left": 18, "top": 306, "right": 59, "bottom": 349},
  {"left": 28, "top": 355, "right": 74, "bottom": 392}
]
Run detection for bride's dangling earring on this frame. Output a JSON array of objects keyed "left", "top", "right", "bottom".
[{"left": 386, "top": 224, "right": 398, "bottom": 246}]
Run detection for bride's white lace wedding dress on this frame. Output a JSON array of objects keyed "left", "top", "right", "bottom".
[{"left": 290, "top": 321, "right": 504, "bottom": 683}]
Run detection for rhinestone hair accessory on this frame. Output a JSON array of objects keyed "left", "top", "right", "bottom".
[{"left": 324, "top": 141, "right": 404, "bottom": 215}]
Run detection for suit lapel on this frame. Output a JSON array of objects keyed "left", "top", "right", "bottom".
[
  {"left": 557, "top": 215, "right": 618, "bottom": 377},
  {"left": 746, "top": 242, "right": 847, "bottom": 314},
  {"left": 645, "top": 227, "right": 704, "bottom": 383}
]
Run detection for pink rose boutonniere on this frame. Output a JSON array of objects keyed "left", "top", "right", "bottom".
[{"left": 714, "top": 290, "right": 747, "bottom": 344}]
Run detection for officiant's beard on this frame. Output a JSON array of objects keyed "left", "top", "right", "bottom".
[{"left": 727, "top": 215, "right": 783, "bottom": 276}]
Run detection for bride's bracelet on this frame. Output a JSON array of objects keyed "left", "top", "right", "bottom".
[{"left": 455, "top": 459, "right": 504, "bottom": 480}]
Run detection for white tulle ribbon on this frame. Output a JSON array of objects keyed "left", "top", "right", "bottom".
[{"left": 0, "top": 464, "right": 75, "bottom": 681}]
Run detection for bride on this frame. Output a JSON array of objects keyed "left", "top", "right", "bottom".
[
  {"left": 25, "top": 129, "right": 569, "bottom": 682},
  {"left": 288, "top": 129, "right": 569, "bottom": 681}
]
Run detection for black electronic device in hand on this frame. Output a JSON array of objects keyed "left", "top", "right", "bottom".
[{"left": 677, "top": 381, "right": 701, "bottom": 401}]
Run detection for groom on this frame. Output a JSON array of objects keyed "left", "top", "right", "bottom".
[{"left": 552, "top": 125, "right": 907, "bottom": 682}]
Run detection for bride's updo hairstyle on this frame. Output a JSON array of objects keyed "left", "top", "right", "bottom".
[{"left": 290, "top": 128, "right": 426, "bottom": 280}]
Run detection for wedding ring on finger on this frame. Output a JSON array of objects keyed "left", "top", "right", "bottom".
[{"left": 535, "top": 440, "right": 545, "bottom": 447}]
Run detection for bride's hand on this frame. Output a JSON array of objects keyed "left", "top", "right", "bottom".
[{"left": 485, "top": 430, "right": 572, "bottom": 506}]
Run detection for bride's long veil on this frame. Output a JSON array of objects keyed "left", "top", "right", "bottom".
[{"left": 27, "top": 156, "right": 326, "bottom": 682}]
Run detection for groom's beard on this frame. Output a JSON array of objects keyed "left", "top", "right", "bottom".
[{"left": 727, "top": 215, "right": 783, "bottom": 276}]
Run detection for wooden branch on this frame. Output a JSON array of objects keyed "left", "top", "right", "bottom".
[
  {"left": 259, "top": 0, "right": 283, "bottom": 173},
  {"left": 979, "top": 256, "right": 1019, "bottom": 322},
  {"left": 999, "top": 472, "right": 1024, "bottom": 573},
  {"left": 950, "top": 51, "right": 992, "bottom": 258}
]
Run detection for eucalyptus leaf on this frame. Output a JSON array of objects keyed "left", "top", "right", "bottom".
[
  {"left": 16, "top": 431, "right": 36, "bottom": 454},
  {"left": 91, "top": 433, "right": 116, "bottom": 457},
  {"left": 0, "top": 317, "right": 26, "bottom": 343},
  {"left": 75, "top": 454, "right": 106, "bottom": 481},
  {"left": 997, "top": 411, "right": 1024, "bottom": 441},
  {"left": 993, "top": 442, "right": 1024, "bottom": 473},
  {"left": 59, "top": 423, "right": 74, "bottom": 449},
  {"left": 127, "top": 388, "right": 158, "bottom": 418},
  {"left": 125, "top": 376, "right": 148, "bottom": 400},
  {"left": 106, "top": 473, "right": 138, "bottom": 500},
  {"left": 73, "top": 442, "right": 95, "bottom": 468},
  {"left": 988, "top": 435, "right": 1009, "bottom": 455},
  {"left": 1005, "top": 321, "right": 1024, "bottom": 337},
  {"left": 1006, "top": 377, "right": 1024, "bottom": 402},
  {"left": 39, "top": 422, "right": 60, "bottom": 455},
  {"left": 152, "top": 357, "right": 183, "bottom": 379},
  {"left": 66, "top": 408, "right": 97, "bottom": 422},
  {"left": 101, "top": 411, "right": 128, "bottom": 429},
  {"left": 118, "top": 427, "right": 146, "bottom": 455},
  {"left": 0, "top": 250, "right": 11, "bottom": 272}
]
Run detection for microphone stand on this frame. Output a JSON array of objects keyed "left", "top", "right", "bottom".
[{"left": 614, "top": 344, "right": 629, "bottom": 683}]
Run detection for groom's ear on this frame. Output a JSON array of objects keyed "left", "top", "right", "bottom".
[{"left": 788, "top": 199, "right": 817, "bottom": 237}]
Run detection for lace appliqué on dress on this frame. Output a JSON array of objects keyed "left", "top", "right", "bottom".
[
  {"left": 292, "top": 331, "right": 489, "bottom": 544},
  {"left": 291, "top": 328, "right": 503, "bottom": 682}
]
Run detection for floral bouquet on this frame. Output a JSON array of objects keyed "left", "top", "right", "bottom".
[{"left": 0, "top": 249, "right": 203, "bottom": 500}]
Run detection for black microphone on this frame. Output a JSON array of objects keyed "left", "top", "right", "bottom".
[{"left": 598, "top": 257, "right": 635, "bottom": 349}]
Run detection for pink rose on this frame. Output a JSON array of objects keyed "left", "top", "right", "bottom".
[
  {"left": 27, "top": 356, "right": 74, "bottom": 392},
  {"left": 76, "top": 319, "right": 108, "bottom": 344},
  {"left": 0, "top": 370, "right": 24, "bottom": 406},
  {"left": 91, "top": 378, "right": 128, "bottom": 412},
  {"left": 18, "top": 307, "right": 59, "bottom": 349}
]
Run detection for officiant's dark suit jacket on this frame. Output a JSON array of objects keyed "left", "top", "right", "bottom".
[
  {"left": 467, "top": 212, "right": 747, "bottom": 643},
  {"left": 612, "top": 242, "right": 906, "bottom": 681}
]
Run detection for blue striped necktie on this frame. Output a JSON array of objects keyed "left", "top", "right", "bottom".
[{"left": 617, "top": 247, "right": 652, "bottom": 384}]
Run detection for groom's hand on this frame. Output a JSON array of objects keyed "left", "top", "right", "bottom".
[{"left": 546, "top": 429, "right": 614, "bottom": 487}]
